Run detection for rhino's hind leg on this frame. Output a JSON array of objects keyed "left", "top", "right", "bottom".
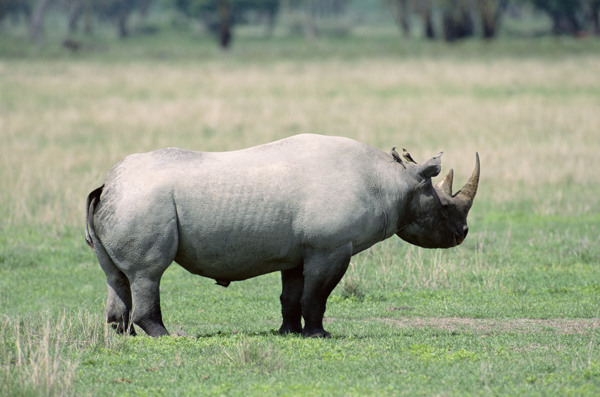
[
  {"left": 300, "top": 244, "right": 352, "bottom": 338},
  {"left": 106, "top": 270, "right": 136, "bottom": 336},
  {"left": 278, "top": 266, "right": 304, "bottom": 335},
  {"left": 111, "top": 216, "right": 178, "bottom": 337},
  {"left": 94, "top": 237, "right": 136, "bottom": 335},
  {"left": 129, "top": 273, "right": 169, "bottom": 337}
]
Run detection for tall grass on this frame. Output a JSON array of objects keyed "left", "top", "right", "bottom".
[
  {"left": 0, "top": 311, "right": 117, "bottom": 396},
  {"left": 345, "top": 233, "right": 504, "bottom": 295}
]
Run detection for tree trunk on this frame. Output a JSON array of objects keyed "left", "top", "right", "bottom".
[
  {"left": 421, "top": 0, "right": 435, "bottom": 39},
  {"left": 412, "top": 0, "right": 435, "bottom": 39},
  {"left": 139, "top": 0, "right": 151, "bottom": 19},
  {"left": 117, "top": 9, "right": 129, "bottom": 38},
  {"left": 304, "top": 0, "right": 317, "bottom": 40},
  {"left": 67, "top": 1, "right": 82, "bottom": 34},
  {"left": 218, "top": 0, "right": 232, "bottom": 49},
  {"left": 551, "top": 12, "right": 580, "bottom": 36},
  {"left": 424, "top": 11, "right": 435, "bottom": 39},
  {"left": 30, "top": 0, "right": 53, "bottom": 42},
  {"left": 443, "top": 0, "right": 474, "bottom": 42},
  {"left": 264, "top": 8, "right": 277, "bottom": 37},
  {"left": 479, "top": 0, "right": 507, "bottom": 39},
  {"left": 389, "top": 0, "right": 411, "bottom": 38},
  {"left": 593, "top": 3, "right": 600, "bottom": 35},
  {"left": 398, "top": 0, "right": 411, "bottom": 37},
  {"left": 83, "top": 0, "right": 93, "bottom": 35}
]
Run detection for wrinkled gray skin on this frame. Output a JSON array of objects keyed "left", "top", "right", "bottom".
[{"left": 85, "top": 134, "right": 480, "bottom": 338}]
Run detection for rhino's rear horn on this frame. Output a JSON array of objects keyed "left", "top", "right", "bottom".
[
  {"left": 435, "top": 168, "right": 454, "bottom": 196},
  {"left": 454, "top": 152, "right": 480, "bottom": 208}
]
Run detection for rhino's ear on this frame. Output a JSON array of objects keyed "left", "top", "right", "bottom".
[{"left": 416, "top": 155, "right": 442, "bottom": 179}]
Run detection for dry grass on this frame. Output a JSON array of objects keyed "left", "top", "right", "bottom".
[
  {"left": 218, "top": 336, "right": 284, "bottom": 374},
  {"left": 1, "top": 56, "right": 599, "bottom": 232},
  {"left": 0, "top": 311, "right": 117, "bottom": 397}
]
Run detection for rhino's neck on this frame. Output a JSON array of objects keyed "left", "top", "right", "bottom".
[{"left": 373, "top": 163, "right": 415, "bottom": 241}]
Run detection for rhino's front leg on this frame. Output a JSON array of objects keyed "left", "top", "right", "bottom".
[
  {"left": 301, "top": 244, "right": 352, "bottom": 338},
  {"left": 279, "top": 266, "right": 304, "bottom": 334}
]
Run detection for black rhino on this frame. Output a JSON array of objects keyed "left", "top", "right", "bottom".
[{"left": 85, "top": 134, "right": 479, "bottom": 337}]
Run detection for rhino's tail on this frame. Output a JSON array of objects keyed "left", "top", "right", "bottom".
[{"left": 85, "top": 185, "right": 104, "bottom": 249}]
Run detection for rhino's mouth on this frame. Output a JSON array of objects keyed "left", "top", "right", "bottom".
[{"left": 454, "top": 228, "right": 469, "bottom": 246}]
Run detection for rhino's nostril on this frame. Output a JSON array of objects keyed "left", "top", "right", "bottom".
[{"left": 463, "top": 225, "right": 469, "bottom": 237}]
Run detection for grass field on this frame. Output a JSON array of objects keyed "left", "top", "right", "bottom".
[{"left": 1, "top": 31, "right": 600, "bottom": 395}]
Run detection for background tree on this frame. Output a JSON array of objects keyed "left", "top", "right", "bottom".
[
  {"left": 30, "top": 0, "right": 53, "bottom": 42},
  {"left": 531, "top": 0, "right": 585, "bottom": 35},
  {"left": 95, "top": 0, "right": 137, "bottom": 38},
  {"left": 284, "top": 0, "right": 349, "bottom": 40},
  {"left": 217, "top": 0, "right": 231, "bottom": 48},
  {"left": 590, "top": 0, "right": 600, "bottom": 34},
  {"left": 170, "top": 0, "right": 280, "bottom": 48},
  {"left": 0, "top": 0, "right": 32, "bottom": 26},
  {"left": 414, "top": 0, "right": 436, "bottom": 39},
  {"left": 386, "top": 0, "right": 412, "bottom": 37},
  {"left": 478, "top": 0, "right": 507, "bottom": 38},
  {"left": 441, "top": 0, "right": 474, "bottom": 42},
  {"left": 64, "top": 0, "right": 94, "bottom": 34},
  {"left": 383, "top": 0, "right": 508, "bottom": 41}
]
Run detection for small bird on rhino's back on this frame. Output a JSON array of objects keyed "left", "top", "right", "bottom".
[
  {"left": 402, "top": 148, "right": 417, "bottom": 164},
  {"left": 391, "top": 147, "right": 405, "bottom": 168}
]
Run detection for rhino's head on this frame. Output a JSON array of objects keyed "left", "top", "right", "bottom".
[{"left": 397, "top": 152, "right": 480, "bottom": 249}]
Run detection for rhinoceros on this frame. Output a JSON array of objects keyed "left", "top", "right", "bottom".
[{"left": 85, "top": 134, "right": 479, "bottom": 338}]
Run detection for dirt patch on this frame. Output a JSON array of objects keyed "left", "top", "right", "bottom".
[{"left": 375, "top": 317, "right": 600, "bottom": 335}]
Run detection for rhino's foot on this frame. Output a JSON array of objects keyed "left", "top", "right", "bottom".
[
  {"left": 137, "top": 322, "right": 170, "bottom": 338},
  {"left": 278, "top": 324, "right": 302, "bottom": 335},
  {"left": 302, "top": 329, "right": 331, "bottom": 338}
]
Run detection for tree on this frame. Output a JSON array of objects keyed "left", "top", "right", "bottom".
[
  {"left": 387, "top": 0, "right": 412, "bottom": 37},
  {"left": 531, "top": 0, "right": 585, "bottom": 35},
  {"left": 0, "top": 0, "right": 33, "bottom": 26},
  {"left": 64, "top": 0, "right": 94, "bottom": 34},
  {"left": 477, "top": 0, "right": 507, "bottom": 39},
  {"left": 414, "top": 0, "right": 436, "bottom": 39},
  {"left": 441, "top": 0, "right": 474, "bottom": 42},
  {"left": 217, "top": 0, "right": 232, "bottom": 48},
  {"left": 30, "top": 0, "right": 53, "bottom": 42},
  {"left": 95, "top": 0, "right": 137, "bottom": 38},
  {"left": 170, "top": 0, "right": 280, "bottom": 48},
  {"left": 285, "top": 0, "right": 350, "bottom": 39},
  {"left": 590, "top": 0, "right": 600, "bottom": 34},
  {"left": 384, "top": 0, "right": 508, "bottom": 41}
]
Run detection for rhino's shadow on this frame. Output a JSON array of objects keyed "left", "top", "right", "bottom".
[
  {"left": 189, "top": 329, "right": 377, "bottom": 340},
  {"left": 192, "top": 329, "right": 280, "bottom": 338}
]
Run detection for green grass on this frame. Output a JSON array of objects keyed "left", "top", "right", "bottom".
[{"left": 1, "top": 30, "right": 600, "bottom": 395}]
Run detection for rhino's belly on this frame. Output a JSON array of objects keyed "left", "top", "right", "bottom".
[
  {"left": 175, "top": 255, "right": 300, "bottom": 281},
  {"left": 173, "top": 229, "right": 302, "bottom": 281}
]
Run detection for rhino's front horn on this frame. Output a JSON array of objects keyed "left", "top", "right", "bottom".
[
  {"left": 455, "top": 152, "right": 480, "bottom": 209},
  {"left": 435, "top": 168, "right": 454, "bottom": 196}
]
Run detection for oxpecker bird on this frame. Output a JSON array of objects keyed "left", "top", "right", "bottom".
[
  {"left": 402, "top": 148, "right": 417, "bottom": 164},
  {"left": 391, "top": 147, "right": 406, "bottom": 168}
]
